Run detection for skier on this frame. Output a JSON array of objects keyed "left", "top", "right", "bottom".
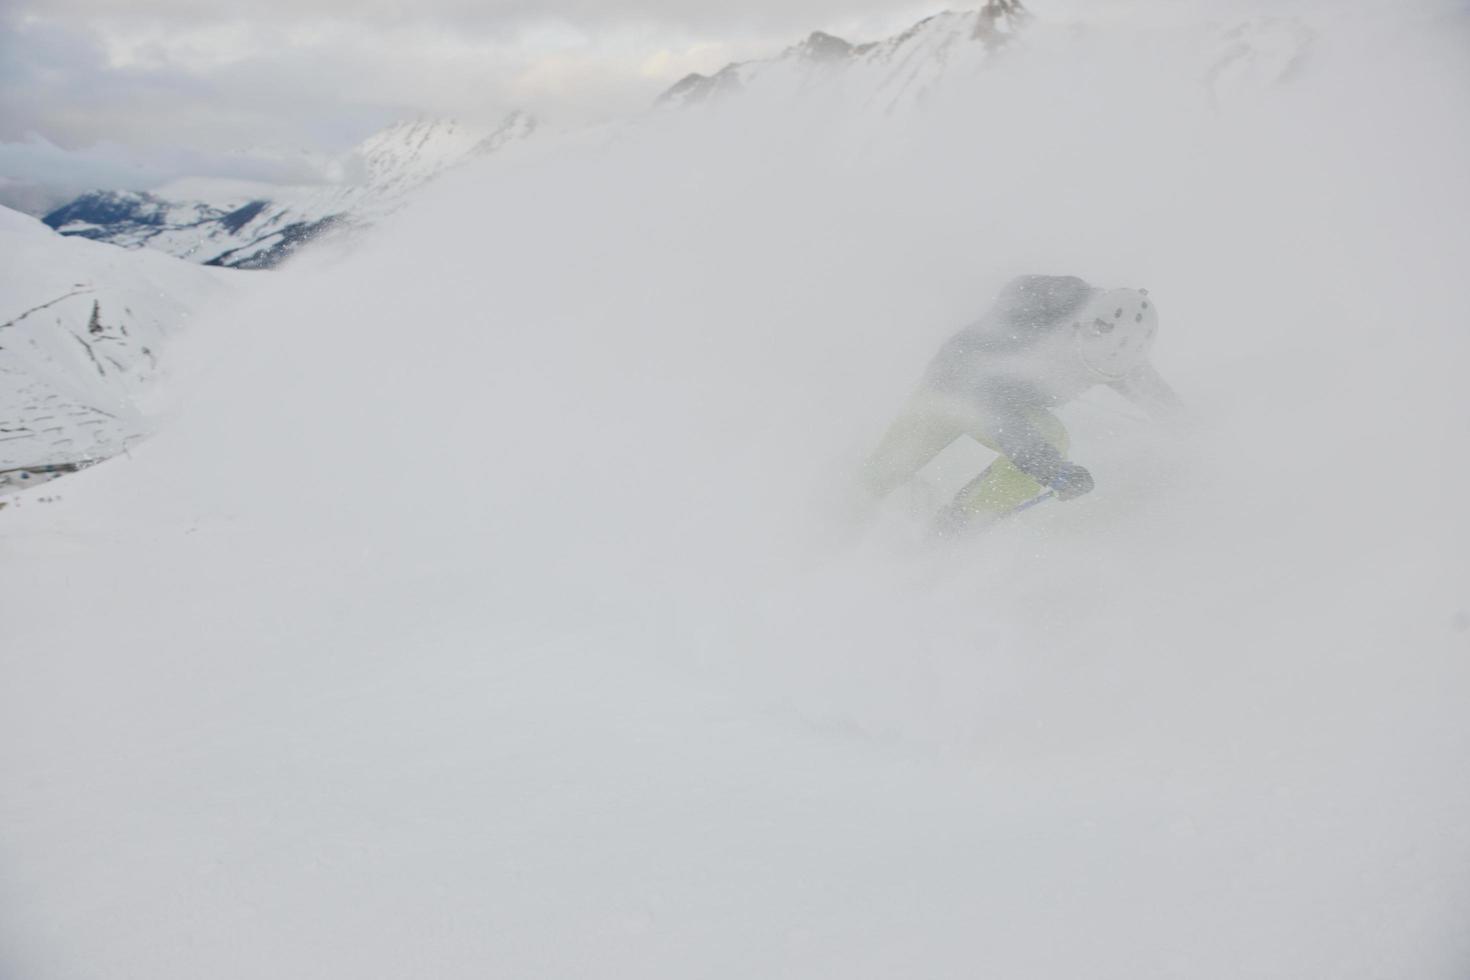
[{"left": 861, "top": 274, "right": 1182, "bottom": 534}]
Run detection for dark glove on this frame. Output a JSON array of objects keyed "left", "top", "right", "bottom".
[{"left": 1049, "top": 463, "right": 1094, "bottom": 501}]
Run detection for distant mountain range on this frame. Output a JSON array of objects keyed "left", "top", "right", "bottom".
[
  {"left": 658, "top": 2, "right": 1027, "bottom": 113},
  {"left": 42, "top": 113, "right": 537, "bottom": 270},
  {"left": 655, "top": 1, "right": 1308, "bottom": 115}
]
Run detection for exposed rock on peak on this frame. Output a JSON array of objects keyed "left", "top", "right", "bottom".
[{"left": 797, "top": 31, "right": 855, "bottom": 64}]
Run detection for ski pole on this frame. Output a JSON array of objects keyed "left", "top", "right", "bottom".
[{"left": 1006, "top": 489, "right": 1056, "bottom": 516}]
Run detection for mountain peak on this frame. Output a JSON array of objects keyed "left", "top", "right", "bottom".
[{"left": 796, "top": 31, "right": 855, "bottom": 63}]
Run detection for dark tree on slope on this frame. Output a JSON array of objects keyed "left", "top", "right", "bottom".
[{"left": 87, "top": 301, "right": 103, "bottom": 335}]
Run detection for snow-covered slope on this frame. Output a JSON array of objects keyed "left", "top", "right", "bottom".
[
  {"left": 43, "top": 113, "right": 537, "bottom": 269},
  {"left": 2, "top": 2, "right": 1468, "bottom": 978},
  {"left": 0, "top": 207, "right": 235, "bottom": 486}
]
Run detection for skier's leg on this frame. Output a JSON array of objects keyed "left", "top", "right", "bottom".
[
  {"left": 860, "top": 390, "right": 972, "bottom": 498},
  {"left": 942, "top": 409, "right": 1070, "bottom": 524},
  {"left": 821, "top": 389, "right": 976, "bottom": 540}
]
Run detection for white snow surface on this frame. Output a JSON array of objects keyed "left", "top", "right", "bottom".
[{"left": 3, "top": 3, "right": 1469, "bottom": 978}]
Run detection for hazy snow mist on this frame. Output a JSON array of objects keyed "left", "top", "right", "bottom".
[{"left": 3, "top": 2, "right": 1469, "bottom": 977}]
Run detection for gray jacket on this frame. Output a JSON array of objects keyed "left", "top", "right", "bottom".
[{"left": 924, "top": 275, "right": 1180, "bottom": 486}]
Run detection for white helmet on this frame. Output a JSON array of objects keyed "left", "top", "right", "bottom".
[{"left": 1072, "top": 287, "right": 1158, "bottom": 380}]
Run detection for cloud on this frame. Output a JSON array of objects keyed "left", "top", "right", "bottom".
[
  {"left": 17, "top": 0, "right": 947, "bottom": 39},
  {"left": 0, "top": 135, "right": 170, "bottom": 214},
  {"left": 1, "top": 15, "right": 408, "bottom": 152}
]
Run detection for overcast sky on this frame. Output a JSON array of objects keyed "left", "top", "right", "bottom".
[{"left": 0, "top": 0, "right": 950, "bottom": 196}]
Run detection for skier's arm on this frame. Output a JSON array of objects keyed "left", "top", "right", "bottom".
[{"left": 1111, "top": 361, "right": 1185, "bottom": 421}]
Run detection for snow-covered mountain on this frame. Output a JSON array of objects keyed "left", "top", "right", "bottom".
[
  {"left": 659, "top": 1, "right": 1027, "bottom": 114},
  {"left": 42, "top": 113, "right": 537, "bottom": 270},
  {"left": 0, "top": 206, "right": 235, "bottom": 489},
  {"left": 657, "top": 0, "right": 1312, "bottom": 116}
]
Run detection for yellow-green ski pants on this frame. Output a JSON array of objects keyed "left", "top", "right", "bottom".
[{"left": 863, "top": 389, "right": 1069, "bottom": 518}]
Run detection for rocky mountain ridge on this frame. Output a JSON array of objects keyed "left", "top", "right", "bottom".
[{"left": 658, "top": 1, "right": 1028, "bottom": 114}]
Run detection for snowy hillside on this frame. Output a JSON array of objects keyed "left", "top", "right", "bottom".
[
  {"left": 42, "top": 113, "right": 537, "bottom": 269},
  {"left": 0, "top": 207, "right": 235, "bottom": 488},
  {"left": 2, "top": 2, "right": 1469, "bottom": 979}
]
